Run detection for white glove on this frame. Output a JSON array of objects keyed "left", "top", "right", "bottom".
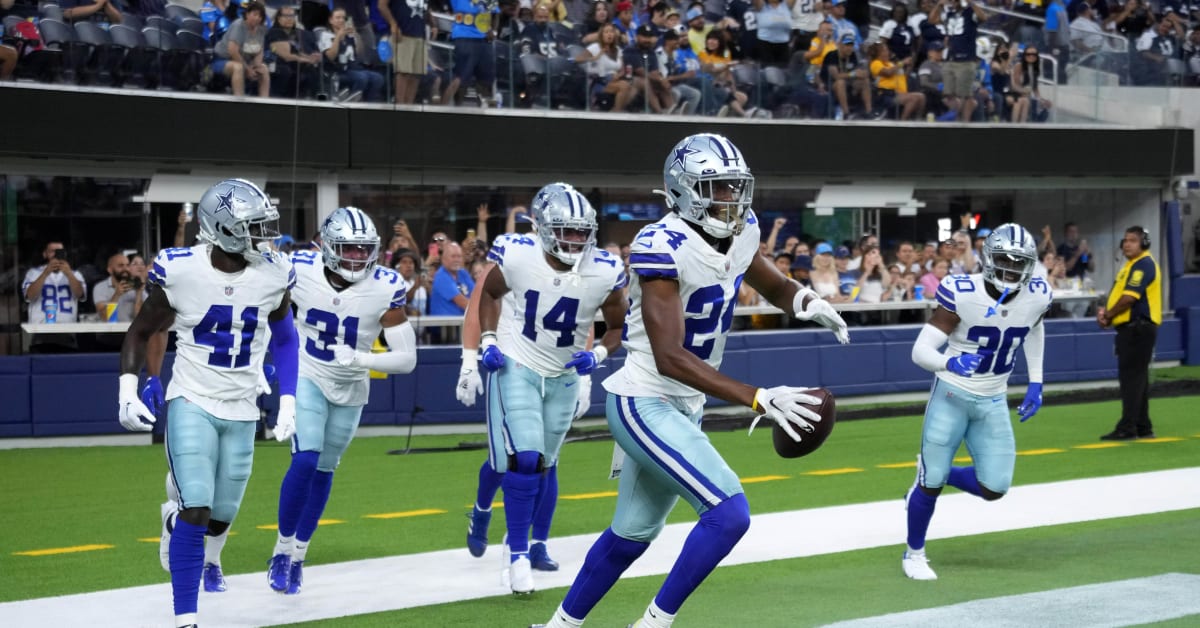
[
  {"left": 456, "top": 354, "right": 484, "bottom": 407},
  {"left": 332, "top": 344, "right": 364, "bottom": 368},
  {"left": 573, "top": 374, "right": 592, "bottom": 421},
  {"left": 256, "top": 370, "right": 272, "bottom": 396},
  {"left": 747, "top": 386, "right": 823, "bottom": 442},
  {"left": 118, "top": 373, "right": 156, "bottom": 432},
  {"left": 274, "top": 395, "right": 296, "bottom": 442},
  {"left": 794, "top": 291, "right": 850, "bottom": 345}
]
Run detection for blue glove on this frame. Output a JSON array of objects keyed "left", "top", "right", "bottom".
[
  {"left": 946, "top": 353, "right": 984, "bottom": 377},
  {"left": 1017, "top": 383, "right": 1043, "bottom": 422},
  {"left": 480, "top": 344, "right": 506, "bottom": 371},
  {"left": 564, "top": 351, "right": 600, "bottom": 375},
  {"left": 140, "top": 376, "right": 165, "bottom": 414}
]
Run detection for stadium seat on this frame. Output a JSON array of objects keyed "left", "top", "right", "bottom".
[
  {"left": 118, "top": 12, "right": 144, "bottom": 31},
  {"left": 39, "top": 3, "right": 64, "bottom": 21},
  {"left": 36, "top": 18, "right": 82, "bottom": 82},
  {"left": 73, "top": 20, "right": 124, "bottom": 85},
  {"left": 176, "top": 17, "right": 205, "bottom": 37},
  {"left": 146, "top": 15, "right": 175, "bottom": 33},
  {"left": 171, "top": 29, "right": 210, "bottom": 91},
  {"left": 164, "top": 3, "right": 201, "bottom": 22},
  {"left": 142, "top": 25, "right": 178, "bottom": 89},
  {"left": 108, "top": 23, "right": 152, "bottom": 87}
]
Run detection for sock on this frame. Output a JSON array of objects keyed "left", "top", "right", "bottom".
[
  {"left": 639, "top": 600, "right": 675, "bottom": 628},
  {"left": 947, "top": 466, "right": 983, "bottom": 497},
  {"left": 502, "top": 470, "right": 541, "bottom": 555},
  {"left": 560, "top": 528, "right": 650, "bottom": 620},
  {"left": 543, "top": 604, "right": 585, "bottom": 628},
  {"left": 296, "top": 470, "right": 334, "bottom": 543},
  {"left": 532, "top": 465, "right": 558, "bottom": 542},
  {"left": 175, "top": 613, "right": 197, "bottom": 628},
  {"left": 278, "top": 451, "right": 320, "bottom": 538},
  {"left": 476, "top": 460, "right": 504, "bottom": 510},
  {"left": 906, "top": 487, "right": 938, "bottom": 551},
  {"left": 293, "top": 541, "right": 309, "bottom": 562},
  {"left": 273, "top": 533, "right": 294, "bottom": 557},
  {"left": 170, "top": 519, "right": 206, "bottom": 618},
  {"left": 654, "top": 493, "right": 750, "bottom": 614},
  {"left": 204, "top": 529, "right": 228, "bottom": 566}
]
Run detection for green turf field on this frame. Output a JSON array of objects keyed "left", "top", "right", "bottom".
[{"left": 2, "top": 394, "right": 1197, "bottom": 625}]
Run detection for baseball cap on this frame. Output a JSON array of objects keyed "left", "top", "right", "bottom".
[
  {"left": 975, "top": 227, "right": 992, "bottom": 239},
  {"left": 815, "top": 242, "right": 834, "bottom": 255},
  {"left": 926, "top": 39, "right": 945, "bottom": 51},
  {"left": 839, "top": 32, "right": 856, "bottom": 45},
  {"left": 791, "top": 254, "right": 814, "bottom": 271},
  {"left": 671, "top": 23, "right": 686, "bottom": 36},
  {"left": 685, "top": 7, "right": 704, "bottom": 21},
  {"left": 831, "top": 0, "right": 844, "bottom": 5},
  {"left": 636, "top": 23, "right": 657, "bottom": 37},
  {"left": 615, "top": 0, "right": 633, "bottom": 12},
  {"left": 835, "top": 246, "right": 852, "bottom": 258},
  {"left": 662, "top": 27, "right": 679, "bottom": 39}
]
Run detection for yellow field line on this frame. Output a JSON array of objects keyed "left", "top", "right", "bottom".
[
  {"left": 363, "top": 509, "right": 447, "bottom": 520},
  {"left": 1073, "top": 443, "right": 1126, "bottom": 450},
  {"left": 1135, "top": 437, "right": 1184, "bottom": 443},
  {"left": 1017, "top": 448, "right": 1067, "bottom": 456},
  {"left": 802, "top": 468, "right": 864, "bottom": 476},
  {"left": 14, "top": 544, "right": 114, "bottom": 556},
  {"left": 559, "top": 491, "right": 619, "bottom": 500},
  {"left": 256, "top": 519, "right": 346, "bottom": 530},
  {"left": 877, "top": 461, "right": 916, "bottom": 469},
  {"left": 740, "top": 475, "right": 790, "bottom": 484}
]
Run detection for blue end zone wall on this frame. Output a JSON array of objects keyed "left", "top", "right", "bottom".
[{"left": 0, "top": 318, "right": 1186, "bottom": 437}]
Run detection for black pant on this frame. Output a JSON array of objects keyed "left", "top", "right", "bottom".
[{"left": 1114, "top": 321, "right": 1157, "bottom": 435}]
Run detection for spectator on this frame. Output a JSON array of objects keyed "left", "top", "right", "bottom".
[
  {"left": 1133, "top": 19, "right": 1183, "bottom": 86},
  {"left": 1186, "top": 28, "right": 1200, "bottom": 82},
  {"left": 791, "top": 0, "right": 825, "bottom": 52},
  {"left": 378, "top": 0, "right": 434, "bottom": 104},
  {"left": 61, "top": 0, "right": 122, "bottom": 23},
  {"left": 895, "top": 240, "right": 921, "bottom": 274},
  {"left": 804, "top": 21, "right": 837, "bottom": 84},
  {"left": 1112, "top": 0, "right": 1154, "bottom": 52},
  {"left": 623, "top": 23, "right": 675, "bottom": 113},
  {"left": 889, "top": 265, "right": 914, "bottom": 300},
  {"left": 561, "top": 0, "right": 591, "bottom": 25},
  {"left": 773, "top": 252, "right": 794, "bottom": 275},
  {"left": 321, "top": 7, "right": 385, "bottom": 102},
  {"left": 659, "top": 26, "right": 702, "bottom": 114},
  {"left": 754, "top": 0, "right": 796, "bottom": 68},
  {"left": 267, "top": 6, "right": 323, "bottom": 99},
  {"left": 811, "top": 242, "right": 840, "bottom": 299},
  {"left": 847, "top": 232, "right": 875, "bottom": 270},
  {"left": 791, "top": 254, "right": 813, "bottom": 286},
  {"left": 827, "top": 0, "right": 861, "bottom": 49},
  {"left": 724, "top": 0, "right": 759, "bottom": 59},
  {"left": 578, "top": 23, "right": 636, "bottom": 109},
  {"left": 92, "top": 252, "right": 144, "bottom": 322},
  {"left": 949, "top": 229, "right": 976, "bottom": 274},
  {"left": 443, "top": 0, "right": 498, "bottom": 106},
  {"left": 855, "top": 245, "right": 891, "bottom": 304},
  {"left": 613, "top": 0, "right": 639, "bottom": 42},
  {"left": 214, "top": 1, "right": 271, "bottom": 98},
  {"left": 581, "top": 1, "right": 616, "bottom": 45},
  {"left": 834, "top": 245, "right": 858, "bottom": 300},
  {"left": 920, "top": 240, "right": 938, "bottom": 271},
  {"left": 1069, "top": 1, "right": 1120, "bottom": 74},
  {"left": 878, "top": 2, "right": 916, "bottom": 67},
  {"left": 919, "top": 257, "right": 949, "bottom": 299},
  {"left": 430, "top": 241, "right": 474, "bottom": 316},
  {"left": 1044, "top": 0, "right": 1070, "bottom": 83},
  {"left": 1011, "top": 45, "right": 1052, "bottom": 122},
  {"left": 822, "top": 31, "right": 872, "bottom": 119},
  {"left": 391, "top": 249, "right": 429, "bottom": 316},
  {"left": 645, "top": 1, "right": 670, "bottom": 37},
  {"left": 868, "top": 42, "right": 925, "bottom": 120},
  {"left": 917, "top": 39, "right": 952, "bottom": 120},
  {"left": 991, "top": 43, "right": 1025, "bottom": 122},
  {"left": 1056, "top": 222, "right": 1095, "bottom": 278},
  {"left": 972, "top": 227, "right": 991, "bottom": 257},
  {"left": 697, "top": 30, "right": 750, "bottom": 116},
  {"left": 22, "top": 241, "right": 87, "bottom": 353},
  {"left": 930, "top": 0, "right": 986, "bottom": 122},
  {"left": 520, "top": 3, "right": 562, "bottom": 56},
  {"left": 684, "top": 5, "right": 710, "bottom": 54}
]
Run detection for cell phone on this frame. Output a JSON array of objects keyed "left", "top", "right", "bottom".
[
  {"left": 54, "top": 249, "right": 67, "bottom": 260},
  {"left": 130, "top": 277, "right": 143, "bottom": 290},
  {"left": 428, "top": 243, "right": 438, "bottom": 257}
]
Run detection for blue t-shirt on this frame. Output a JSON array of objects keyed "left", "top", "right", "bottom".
[
  {"left": 623, "top": 44, "right": 661, "bottom": 75},
  {"left": 837, "top": 269, "right": 860, "bottom": 296},
  {"left": 386, "top": 0, "right": 427, "bottom": 37},
  {"left": 430, "top": 266, "right": 475, "bottom": 315},
  {"left": 450, "top": 0, "right": 498, "bottom": 40}
]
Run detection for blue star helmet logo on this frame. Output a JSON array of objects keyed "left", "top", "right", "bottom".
[
  {"left": 671, "top": 142, "right": 701, "bottom": 170},
  {"left": 214, "top": 189, "right": 237, "bottom": 215}
]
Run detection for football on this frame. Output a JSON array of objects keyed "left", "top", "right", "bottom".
[{"left": 772, "top": 387, "right": 836, "bottom": 459}]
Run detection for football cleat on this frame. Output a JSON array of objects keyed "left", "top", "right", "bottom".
[
  {"left": 902, "top": 551, "right": 938, "bottom": 580},
  {"left": 509, "top": 554, "right": 535, "bottom": 595},
  {"left": 202, "top": 562, "right": 227, "bottom": 592},
  {"left": 467, "top": 506, "right": 491, "bottom": 558},
  {"left": 529, "top": 542, "right": 559, "bottom": 571},
  {"left": 159, "top": 500, "right": 177, "bottom": 572},
  {"left": 286, "top": 560, "right": 304, "bottom": 595},
  {"left": 267, "top": 553, "right": 291, "bottom": 592}
]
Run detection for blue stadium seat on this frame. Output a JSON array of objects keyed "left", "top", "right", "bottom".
[
  {"left": 164, "top": 3, "right": 201, "bottom": 22},
  {"left": 73, "top": 20, "right": 124, "bottom": 84},
  {"left": 108, "top": 23, "right": 153, "bottom": 87}
]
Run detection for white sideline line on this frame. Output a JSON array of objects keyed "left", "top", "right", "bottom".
[{"left": 1, "top": 468, "right": 1197, "bottom": 628}]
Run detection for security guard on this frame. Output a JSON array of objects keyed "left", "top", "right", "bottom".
[{"left": 1097, "top": 226, "right": 1161, "bottom": 441}]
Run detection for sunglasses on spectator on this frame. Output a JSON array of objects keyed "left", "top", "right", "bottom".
[{"left": 432, "top": 236, "right": 447, "bottom": 242}]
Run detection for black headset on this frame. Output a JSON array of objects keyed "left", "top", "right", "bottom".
[{"left": 1132, "top": 227, "right": 1151, "bottom": 250}]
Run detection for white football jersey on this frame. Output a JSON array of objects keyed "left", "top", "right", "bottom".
[
  {"left": 22, "top": 265, "right": 87, "bottom": 323},
  {"left": 150, "top": 244, "right": 295, "bottom": 421},
  {"left": 935, "top": 273, "right": 1053, "bottom": 396},
  {"left": 486, "top": 233, "right": 628, "bottom": 377},
  {"left": 604, "top": 211, "right": 761, "bottom": 406},
  {"left": 291, "top": 251, "right": 407, "bottom": 406}
]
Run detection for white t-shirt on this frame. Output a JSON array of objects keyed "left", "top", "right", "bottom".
[
  {"left": 586, "top": 43, "right": 624, "bottom": 79},
  {"left": 22, "top": 265, "right": 86, "bottom": 323}
]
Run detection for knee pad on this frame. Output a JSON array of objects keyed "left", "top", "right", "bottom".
[
  {"left": 207, "top": 519, "right": 231, "bottom": 536},
  {"left": 509, "top": 451, "right": 544, "bottom": 475}
]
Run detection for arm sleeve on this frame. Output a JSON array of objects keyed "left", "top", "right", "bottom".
[
  {"left": 268, "top": 309, "right": 299, "bottom": 396},
  {"left": 360, "top": 321, "right": 417, "bottom": 374},
  {"left": 912, "top": 324, "right": 950, "bottom": 373},
  {"left": 1023, "top": 321, "right": 1045, "bottom": 383}
]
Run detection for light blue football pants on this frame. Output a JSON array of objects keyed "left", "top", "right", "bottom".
[
  {"left": 919, "top": 377, "right": 1016, "bottom": 494},
  {"left": 606, "top": 394, "right": 745, "bottom": 542},
  {"left": 294, "top": 377, "right": 364, "bottom": 471},
  {"left": 486, "top": 359, "right": 579, "bottom": 471},
  {"left": 166, "top": 398, "right": 257, "bottom": 522}
]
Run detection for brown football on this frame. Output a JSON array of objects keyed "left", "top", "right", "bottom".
[{"left": 772, "top": 387, "right": 836, "bottom": 459}]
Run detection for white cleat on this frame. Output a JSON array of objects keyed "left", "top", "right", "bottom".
[
  {"left": 159, "top": 500, "right": 178, "bottom": 572},
  {"left": 902, "top": 551, "right": 938, "bottom": 580},
  {"left": 509, "top": 555, "right": 535, "bottom": 595}
]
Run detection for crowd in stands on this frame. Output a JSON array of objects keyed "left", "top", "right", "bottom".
[{"left": 3, "top": 0, "right": 1196, "bottom": 118}]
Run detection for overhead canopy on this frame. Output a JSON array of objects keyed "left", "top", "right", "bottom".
[
  {"left": 807, "top": 183, "right": 926, "bottom": 216},
  {"left": 133, "top": 172, "right": 268, "bottom": 204}
]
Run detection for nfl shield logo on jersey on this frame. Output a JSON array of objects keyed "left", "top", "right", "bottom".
[
  {"left": 224, "top": 286, "right": 234, "bottom": 297},
  {"left": 333, "top": 297, "right": 341, "bottom": 306}
]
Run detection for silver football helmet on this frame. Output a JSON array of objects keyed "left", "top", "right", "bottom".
[
  {"left": 320, "top": 206, "right": 380, "bottom": 282},
  {"left": 660, "top": 133, "right": 755, "bottom": 239},
  {"left": 197, "top": 178, "right": 280, "bottom": 262},
  {"left": 531, "top": 183, "right": 597, "bottom": 265},
  {"left": 981, "top": 223, "right": 1038, "bottom": 292}
]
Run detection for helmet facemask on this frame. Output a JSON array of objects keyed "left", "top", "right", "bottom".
[
  {"left": 532, "top": 183, "right": 598, "bottom": 265},
  {"left": 320, "top": 207, "right": 380, "bottom": 282},
  {"left": 684, "top": 174, "right": 754, "bottom": 238},
  {"left": 981, "top": 226, "right": 1037, "bottom": 292}
]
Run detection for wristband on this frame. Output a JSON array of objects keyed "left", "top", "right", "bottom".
[
  {"left": 592, "top": 345, "right": 609, "bottom": 364},
  {"left": 480, "top": 332, "right": 498, "bottom": 348},
  {"left": 751, "top": 388, "right": 766, "bottom": 413},
  {"left": 462, "top": 348, "right": 479, "bottom": 363}
]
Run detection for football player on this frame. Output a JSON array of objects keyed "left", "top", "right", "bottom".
[
  {"left": 266, "top": 207, "right": 418, "bottom": 594},
  {"left": 534, "top": 134, "right": 849, "bottom": 628},
  {"left": 465, "top": 183, "right": 628, "bottom": 595},
  {"left": 904, "top": 223, "right": 1050, "bottom": 581},
  {"left": 118, "top": 179, "right": 299, "bottom": 628}
]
